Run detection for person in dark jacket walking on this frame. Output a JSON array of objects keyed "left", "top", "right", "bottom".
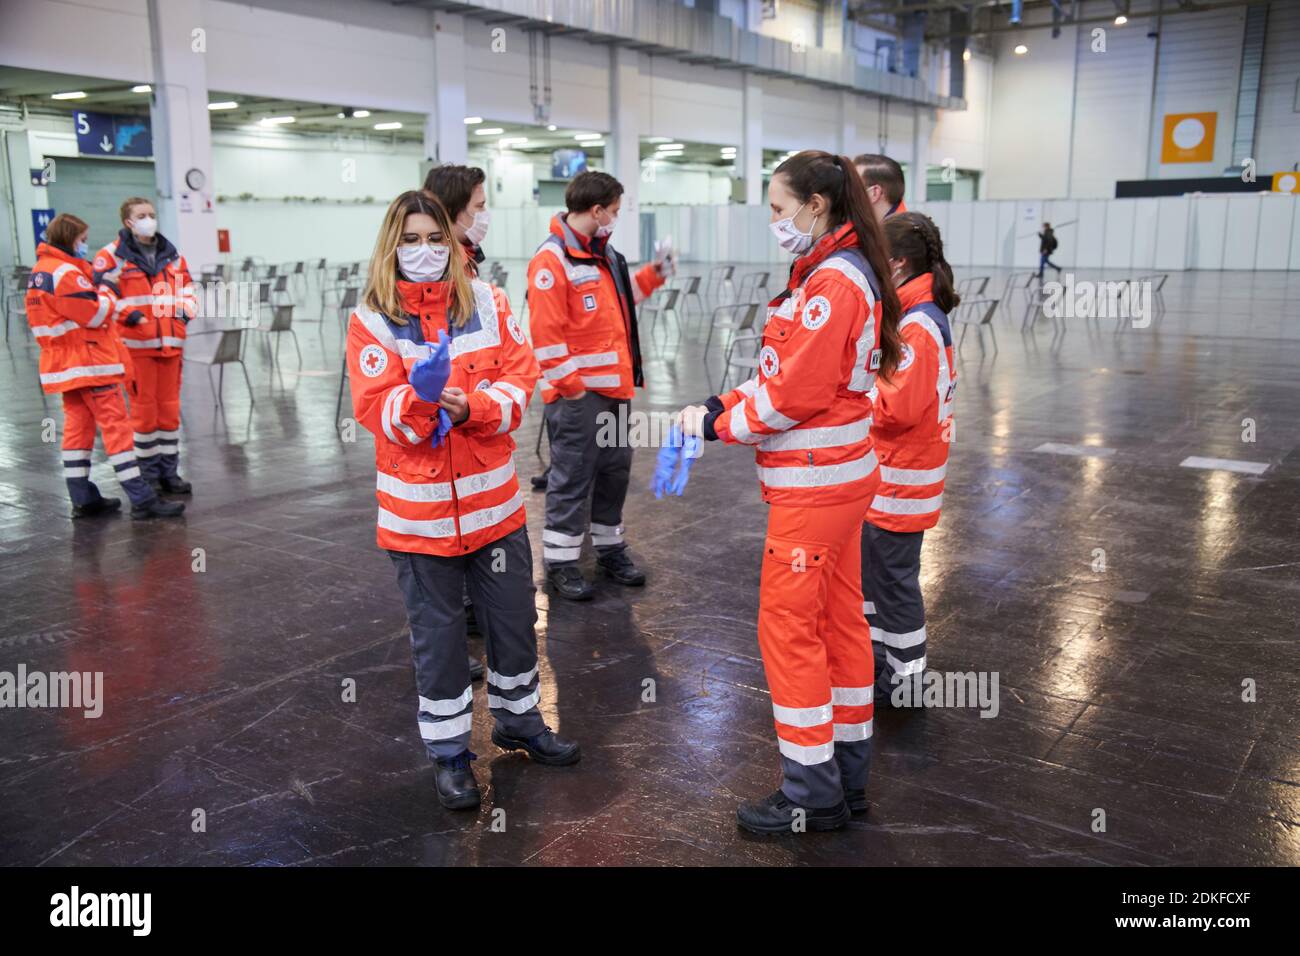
[{"left": 1037, "top": 223, "right": 1063, "bottom": 279}]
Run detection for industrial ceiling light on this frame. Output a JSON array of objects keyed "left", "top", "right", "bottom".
[
  {"left": 208, "top": 101, "right": 239, "bottom": 110},
  {"left": 260, "top": 116, "right": 295, "bottom": 125},
  {"left": 464, "top": 116, "right": 483, "bottom": 124},
  {"left": 476, "top": 127, "right": 505, "bottom": 135},
  {"left": 132, "top": 85, "right": 152, "bottom": 93},
  {"left": 1014, "top": 44, "right": 1029, "bottom": 55},
  {"left": 1115, "top": 15, "right": 1128, "bottom": 25},
  {"left": 499, "top": 136, "right": 528, "bottom": 146},
  {"left": 374, "top": 122, "right": 402, "bottom": 130},
  {"left": 574, "top": 132, "right": 601, "bottom": 141},
  {"left": 353, "top": 110, "right": 371, "bottom": 118},
  {"left": 547, "top": 124, "right": 557, "bottom": 131},
  {"left": 962, "top": 48, "right": 971, "bottom": 62},
  {"left": 657, "top": 143, "right": 685, "bottom": 151},
  {"left": 51, "top": 91, "right": 87, "bottom": 100}
]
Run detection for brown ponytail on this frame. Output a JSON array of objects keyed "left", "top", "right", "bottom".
[
  {"left": 884, "top": 212, "right": 960, "bottom": 314},
  {"left": 773, "top": 150, "right": 903, "bottom": 380}
]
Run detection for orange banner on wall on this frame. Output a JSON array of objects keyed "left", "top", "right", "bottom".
[{"left": 1161, "top": 112, "right": 1217, "bottom": 164}]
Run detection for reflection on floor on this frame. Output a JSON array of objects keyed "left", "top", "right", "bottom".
[{"left": 1, "top": 264, "right": 1297, "bottom": 866}]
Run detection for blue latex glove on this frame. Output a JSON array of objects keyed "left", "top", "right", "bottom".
[
  {"left": 409, "top": 329, "right": 451, "bottom": 403},
  {"left": 429, "top": 408, "right": 454, "bottom": 448},
  {"left": 669, "top": 434, "right": 702, "bottom": 496},
  {"left": 651, "top": 424, "right": 684, "bottom": 499}
]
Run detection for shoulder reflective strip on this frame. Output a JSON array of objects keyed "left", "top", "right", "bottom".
[
  {"left": 848, "top": 314, "right": 878, "bottom": 392},
  {"left": 831, "top": 685, "right": 873, "bottom": 706},
  {"left": 31, "top": 321, "right": 79, "bottom": 338},
  {"left": 777, "top": 737, "right": 835, "bottom": 766},
  {"left": 886, "top": 651, "right": 926, "bottom": 677},
  {"left": 757, "top": 448, "right": 879, "bottom": 489},
  {"left": 754, "top": 383, "right": 799, "bottom": 431},
  {"left": 879, "top": 463, "right": 947, "bottom": 485},
  {"left": 487, "top": 666, "right": 538, "bottom": 691},
  {"left": 735, "top": 377, "right": 759, "bottom": 398},
  {"left": 453, "top": 458, "right": 516, "bottom": 498},
  {"left": 124, "top": 338, "right": 164, "bottom": 349},
  {"left": 772, "top": 701, "right": 833, "bottom": 727},
  {"left": 458, "top": 489, "right": 523, "bottom": 536},
  {"left": 572, "top": 351, "right": 619, "bottom": 368},
  {"left": 51, "top": 263, "right": 80, "bottom": 288},
  {"left": 482, "top": 387, "right": 514, "bottom": 433},
  {"left": 833, "top": 721, "right": 873, "bottom": 741},
  {"left": 543, "top": 545, "right": 582, "bottom": 560},
  {"left": 492, "top": 381, "right": 528, "bottom": 409},
  {"left": 487, "top": 687, "right": 541, "bottom": 714},
  {"left": 418, "top": 712, "right": 474, "bottom": 741},
  {"left": 543, "top": 529, "right": 584, "bottom": 546},
  {"left": 758, "top": 415, "right": 872, "bottom": 452},
  {"left": 533, "top": 243, "right": 570, "bottom": 280},
  {"left": 870, "top": 625, "right": 927, "bottom": 649},
  {"left": 39, "top": 364, "right": 125, "bottom": 384},
  {"left": 542, "top": 358, "right": 578, "bottom": 381},
  {"left": 377, "top": 506, "right": 456, "bottom": 539},
  {"left": 810, "top": 256, "right": 876, "bottom": 308},
  {"left": 376, "top": 470, "right": 453, "bottom": 502},
  {"left": 418, "top": 685, "right": 473, "bottom": 716},
  {"left": 580, "top": 374, "right": 620, "bottom": 389},
  {"left": 534, "top": 343, "right": 569, "bottom": 361},
  {"left": 387, "top": 385, "right": 421, "bottom": 445},
  {"left": 108, "top": 450, "right": 135, "bottom": 466},
  {"left": 870, "top": 493, "right": 942, "bottom": 515},
  {"left": 354, "top": 305, "right": 401, "bottom": 353},
  {"left": 900, "top": 312, "right": 952, "bottom": 420},
  {"left": 61, "top": 449, "right": 93, "bottom": 461}
]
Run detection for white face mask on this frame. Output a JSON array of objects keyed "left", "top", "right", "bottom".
[
  {"left": 397, "top": 242, "right": 450, "bottom": 282},
  {"left": 595, "top": 210, "right": 617, "bottom": 238},
  {"left": 464, "top": 209, "right": 490, "bottom": 246},
  {"left": 769, "top": 202, "right": 816, "bottom": 255},
  {"left": 131, "top": 216, "right": 158, "bottom": 239}
]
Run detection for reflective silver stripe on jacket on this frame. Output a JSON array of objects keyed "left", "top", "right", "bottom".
[{"left": 757, "top": 448, "right": 878, "bottom": 489}]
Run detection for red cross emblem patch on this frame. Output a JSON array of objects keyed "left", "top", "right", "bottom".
[
  {"left": 358, "top": 343, "right": 388, "bottom": 378},
  {"left": 759, "top": 345, "right": 780, "bottom": 378},
  {"left": 802, "top": 295, "right": 831, "bottom": 331}
]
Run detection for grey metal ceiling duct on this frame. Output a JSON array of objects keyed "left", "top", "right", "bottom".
[{"left": 409, "top": 0, "right": 966, "bottom": 110}]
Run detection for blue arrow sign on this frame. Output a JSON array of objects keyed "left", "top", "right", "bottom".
[
  {"left": 74, "top": 110, "right": 152, "bottom": 158},
  {"left": 31, "top": 208, "right": 55, "bottom": 244}
]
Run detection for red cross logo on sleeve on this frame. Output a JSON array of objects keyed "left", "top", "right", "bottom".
[
  {"left": 801, "top": 294, "right": 832, "bottom": 330},
  {"left": 807, "top": 303, "right": 824, "bottom": 324},
  {"left": 364, "top": 352, "right": 381, "bottom": 373},
  {"left": 358, "top": 343, "right": 388, "bottom": 377}
]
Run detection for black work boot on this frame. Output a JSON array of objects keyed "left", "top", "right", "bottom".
[
  {"left": 597, "top": 548, "right": 646, "bottom": 586},
  {"left": 547, "top": 565, "right": 594, "bottom": 601},
  {"left": 491, "top": 726, "right": 581, "bottom": 766},
  {"left": 736, "top": 790, "right": 850, "bottom": 835},
  {"left": 843, "top": 788, "right": 869, "bottom": 814},
  {"left": 468, "top": 654, "right": 484, "bottom": 681},
  {"left": 131, "top": 498, "right": 186, "bottom": 520},
  {"left": 72, "top": 497, "right": 122, "bottom": 518},
  {"left": 434, "top": 750, "right": 481, "bottom": 810},
  {"left": 159, "top": 475, "right": 192, "bottom": 494}
]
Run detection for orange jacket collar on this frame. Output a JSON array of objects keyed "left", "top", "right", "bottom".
[
  {"left": 36, "top": 242, "right": 91, "bottom": 275},
  {"left": 396, "top": 277, "right": 451, "bottom": 315},
  {"left": 790, "top": 222, "right": 858, "bottom": 289},
  {"left": 550, "top": 213, "right": 598, "bottom": 260},
  {"left": 896, "top": 271, "right": 934, "bottom": 311}
]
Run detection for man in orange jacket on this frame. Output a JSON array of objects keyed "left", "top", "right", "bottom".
[
  {"left": 527, "top": 172, "right": 672, "bottom": 601},
  {"left": 854, "top": 154, "right": 908, "bottom": 222},
  {"left": 94, "top": 197, "right": 197, "bottom": 495}
]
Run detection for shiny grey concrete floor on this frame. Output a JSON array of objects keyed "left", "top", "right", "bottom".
[{"left": 1, "top": 265, "right": 1297, "bottom": 866}]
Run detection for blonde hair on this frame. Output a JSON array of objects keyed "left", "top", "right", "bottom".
[{"left": 364, "top": 190, "right": 475, "bottom": 328}]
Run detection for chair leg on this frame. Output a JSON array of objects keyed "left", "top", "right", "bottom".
[
  {"left": 237, "top": 360, "right": 255, "bottom": 406},
  {"left": 958, "top": 324, "right": 969, "bottom": 349},
  {"left": 989, "top": 323, "right": 999, "bottom": 354},
  {"left": 217, "top": 363, "right": 225, "bottom": 406},
  {"left": 290, "top": 330, "right": 303, "bottom": 369}
]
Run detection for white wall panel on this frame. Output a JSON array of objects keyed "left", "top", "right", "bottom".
[
  {"left": 0, "top": 0, "right": 152, "bottom": 82},
  {"left": 1103, "top": 200, "right": 1136, "bottom": 270},
  {"left": 1188, "top": 197, "right": 1228, "bottom": 270},
  {"left": 1254, "top": 196, "right": 1296, "bottom": 270},
  {"left": 995, "top": 201, "right": 1018, "bottom": 268},
  {"left": 945, "top": 202, "right": 975, "bottom": 267},
  {"left": 1154, "top": 197, "right": 1191, "bottom": 270},
  {"left": 1073, "top": 201, "right": 1108, "bottom": 269},
  {"left": 1222, "top": 194, "right": 1261, "bottom": 270},
  {"left": 971, "top": 202, "right": 1000, "bottom": 267},
  {"left": 1132, "top": 198, "right": 1160, "bottom": 271}
]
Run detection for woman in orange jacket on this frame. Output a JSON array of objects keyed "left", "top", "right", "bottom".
[
  {"left": 347, "top": 190, "right": 579, "bottom": 811},
  {"left": 864, "top": 212, "right": 959, "bottom": 702},
  {"left": 26, "top": 214, "right": 183, "bottom": 520},
  {"left": 678, "top": 151, "right": 903, "bottom": 833}
]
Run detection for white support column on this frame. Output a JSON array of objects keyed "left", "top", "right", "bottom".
[
  {"left": 608, "top": 45, "right": 641, "bottom": 260},
  {"left": 910, "top": 105, "right": 932, "bottom": 208},
  {"left": 147, "top": 0, "right": 218, "bottom": 269},
  {"left": 742, "top": 74, "right": 763, "bottom": 205},
  {"left": 426, "top": 12, "right": 468, "bottom": 165},
  {"left": 836, "top": 90, "right": 858, "bottom": 159}
]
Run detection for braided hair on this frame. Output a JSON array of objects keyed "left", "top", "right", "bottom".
[{"left": 884, "top": 212, "right": 960, "bottom": 314}]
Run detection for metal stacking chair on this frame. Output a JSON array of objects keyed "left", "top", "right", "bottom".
[
  {"left": 667, "top": 275, "right": 705, "bottom": 326},
  {"left": 720, "top": 326, "right": 762, "bottom": 392},
  {"left": 4, "top": 265, "right": 33, "bottom": 342},
  {"left": 242, "top": 305, "right": 302, "bottom": 370},
  {"left": 186, "top": 328, "right": 254, "bottom": 406},
  {"left": 736, "top": 271, "right": 771, "bottom": 304},
  {"left": 641, "top": 288, "right": 683, "bottom": 353},
  {"left": 1021, "top": 285, "right": 1049, "bottom": 331},
  {"left": 954, "top": 298, "right": 1001, "bottom": 354},
  {"left": 704, "top": 264, "right": 736, "bottom": 306},
  {"left": 957, "top": 275, "right": 989, "bottom": 298},
  {"left": 703, "top": 301, "right": 761, "bottom": 363}
]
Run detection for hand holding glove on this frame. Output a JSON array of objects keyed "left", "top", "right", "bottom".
[
  {"left": 651, "top": 423, "right": 701, "bottom": 499},
  {"left": 429, "top": 408, "right": 454, "bottom": 448},
  {"left": 409, "top": 329, "right": 451, "bottom": 403},
  {"left": 654, "top": 236, "right": 677, "bottom": 278}
]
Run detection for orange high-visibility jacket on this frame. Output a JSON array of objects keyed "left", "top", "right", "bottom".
[
  {"left": 867, "top": 271, "right": 955, "bottom": 532},
  {"left": 708, "top": 224, "right": 884, "bottom": 507},
  {"left": 526, "top": 213, "right": 664, "bottom": 403},
  {"left": 26, "top": 243, "right": 126, "bottom": 394},
  {"left": 93, "top": 230, "right": 196, "bottom": 357},
  {"left": 347, "top": 274, "right": 539, "bottom": 557}
]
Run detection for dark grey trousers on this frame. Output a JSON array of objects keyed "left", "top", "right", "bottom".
[
  {"left": 861, "top": 524, "right": 927, "bottom": 696},
  {"left": 542, "top": 392, "right": 633, "bottom": 568},
  {"left": 389, "top": 526, "right": 546, "bottom": 761}
]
